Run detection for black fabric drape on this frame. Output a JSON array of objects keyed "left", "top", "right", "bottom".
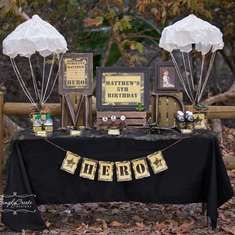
[{"left": 2, "top": 132, "right": 233, "bottom": 231}]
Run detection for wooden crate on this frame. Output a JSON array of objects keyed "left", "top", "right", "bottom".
[{"left": 96, "top": 111, "right": 149, "bottom": 128}]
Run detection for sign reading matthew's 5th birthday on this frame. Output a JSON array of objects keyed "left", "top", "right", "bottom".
[
  {"left": 96, "top": 67, "right": 149, "bottom": 111},
  {"left": 104, "top": 74, "right": 142, "bottom": 104}
]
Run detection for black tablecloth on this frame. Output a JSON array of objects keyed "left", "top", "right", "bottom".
[{"left": 2, "top": 131, "right": 233, "bottom": 231}]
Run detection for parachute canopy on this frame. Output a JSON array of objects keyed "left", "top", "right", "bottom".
[
  {"left": 159, "top": 14, "right": 224, "bottom": 55},
  {"left": 3, "top": 14, "right": 67, "bottom": 58}
]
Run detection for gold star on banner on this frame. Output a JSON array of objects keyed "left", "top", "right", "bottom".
[
  {"left": 147, "top": 151, "right": 168, "bottom": 174},
  {"left": 67, "top": 158, "right": 76, "bottom": 168},
  {"left": 61, "top": 151, "right": 80, "bottom": 174}
]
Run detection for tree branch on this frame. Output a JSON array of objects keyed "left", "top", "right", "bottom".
[
  {"left": 101, "top": 36, "right": 113, "bottom": 66},
  {"left": 204, "top": 80, "right": 235, "bottom": 105},
  {"left": 14, "top": 7, "right": 30, "bottom": 21},
  {"left": 125, "top": 34, "right": 159, "bottom": 47},
  {"left": 219, "top": 49, "right": 235, "bottom": 75}
]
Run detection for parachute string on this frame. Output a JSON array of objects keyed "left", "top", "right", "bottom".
[
  {"left": 11, "top": 59, "right": 35, "bottom": 103},
  {"left": 182, "top": 52, "right": 194, "bottom": 102},
  {"left": 43, "top": 54, "right": 63, "bottom": 104},
  {"left": 11, "top": 59, "right": 35, "bottom": 105},
  {"left": 195, "top": 54, "right": 205, "bottom": 102},
  {"left": 28, "top": 57, "right": 40, "bottom": 102},
  {"left": 197, "top": 52, "right": 216, "bottom": 102},
  {"left": 43, "top": 71, "right": 59, "bottom": 104},
  {"left": 40, "top": 57, "right": 46, "bottom": 104},
  {"left": 170, "top": 52, "right": 194, "bottom": 103},
  {"left": 186, "top": 53, "right": 195, "bottom": 91},
  {"left": 10, "top": 58, "right": 36, "bottom": 105},
  {"left": 42, "top": 54, "right": 55, "bottom": 103}
]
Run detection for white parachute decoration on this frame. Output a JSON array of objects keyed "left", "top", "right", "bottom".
[
  {"left": 2, "top": 14, "right": 68, "bottom": 108},
  {"left": 159, "top": 14, "right": 224, "bottom": 104}
]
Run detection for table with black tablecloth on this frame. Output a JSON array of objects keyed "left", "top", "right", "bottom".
[{"left": 2, "top": 130, "right": 233, "bottom": 231}]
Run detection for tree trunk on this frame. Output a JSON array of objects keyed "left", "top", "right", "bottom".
[
  {"left": 102, "top": 37, "right": 113, "bottom": 67},
  {"left": 205, "top": 80, "right": 235, "bottom": 105},
  {"left": 211, "top": 119, "right": 223, "bottom": 142},
  {"left": 4, "top": 115, "right": 23, "bottom": 142}
]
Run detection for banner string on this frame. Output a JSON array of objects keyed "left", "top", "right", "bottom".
[
  {"left": 43, "top": 137, "right": 188, "bottom": 156},
  {"left": 43, "top": 137, "right": 189, "bottom": 181},
  {"left": 44, "top": 139, "right": 67, "bottom": 153},
  {"left": 160, "top": 138, "right": 187, "bottom": 152}
]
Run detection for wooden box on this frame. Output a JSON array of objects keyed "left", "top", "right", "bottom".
[{"left": 96, "top": 111, "right": 149, "bottom": 128}]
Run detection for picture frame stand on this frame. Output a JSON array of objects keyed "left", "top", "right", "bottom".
[{"left": 59, "top": 53, "right": 93, "bottom": 129}]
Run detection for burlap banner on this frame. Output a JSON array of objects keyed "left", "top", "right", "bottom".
[
  {"left": 60, "top": 150, "right": 168, "bottom": 182},
  {"left": 45, "top": 138, "right": 184, "bottom": 182}
]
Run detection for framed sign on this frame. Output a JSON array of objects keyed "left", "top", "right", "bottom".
[
  {"left": 96, "top": 67, "right": 149, "bottom": 111},
  {"left": 59, "top": 53, "right": 93, "bottom": 94},
  {"left": 155, "top": 61, "right": 179, "bottom": 91}
]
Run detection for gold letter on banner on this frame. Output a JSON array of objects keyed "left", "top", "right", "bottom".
[
  {"left": 132, "top": 158, "right": 150, "bottom": 179},
  {"left": 80, "top": 158, "right": 97, "bottom": 180},
  {"left": 98, "top": 161, "right": 114, "bottom": 182},
  {"left": 115, "top": 161, "right": 132, "bottom": 182},
  {"left": 147, "top": 151, "right": 168, "bottom": 174},
  {"left": 61, "top": 151, "right": 80, "bottom": 174}
]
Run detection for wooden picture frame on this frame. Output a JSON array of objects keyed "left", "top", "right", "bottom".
[
  {"left": 96, "top": 67, "right": 150, "bottom": 111},
  {"left": 155, "top": 62, "right": 179, "bottom": 92},
  {"left": 59, "top": 53, "right": 93, "bottom": 95}
]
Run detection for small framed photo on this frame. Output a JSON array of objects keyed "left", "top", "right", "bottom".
[{"left": 155, "top": 62, "right": 179, "bottom": 91}]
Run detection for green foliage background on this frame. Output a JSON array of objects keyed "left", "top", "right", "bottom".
[{"left": 0, "top": 0, "right": 234, "bottom": 102}]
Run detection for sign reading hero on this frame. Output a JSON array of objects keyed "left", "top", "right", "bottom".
[
  {"left": 59, "top": 53, "right": 93, "bottom": 94},
  {"left": 64, "top": 58, "right": 87, "bottom": 88},
  {"left": 97, "top": 67, "right": 149, "bottom": 111}
]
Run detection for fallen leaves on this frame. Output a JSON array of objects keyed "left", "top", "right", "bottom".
[
  {"left": 222, "top": 226, "right": 235, "bottom": 235},
  {"left": 222, "top": 127, "right": 235, "bottom": 157},
  {"left": 1, "top": 189, "right": 234, "bottom": 234},
  {"left": 75, "top": 223, "right": 89, "bottom": 234},
  {"left": 109, "top": 220, "right": 124, "bottom": 227},
  {"left": 135, "top": 221, "right": 145, "bottom": 229},
  {"left": 96, "top": 218, "right": 108, "bottom": 230},
  {"left": 132, "top": 215, "right": 144, "bottom": 222},
  {"left": 177, "top": 219, "right": 195, "bottom": 234},
  {"left": 35, "top": 196, "right": 234, "bottom": 235}
]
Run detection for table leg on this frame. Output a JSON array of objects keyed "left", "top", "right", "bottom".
[{"left": 201, "top": 202, "right": 206, "bottom": 215}]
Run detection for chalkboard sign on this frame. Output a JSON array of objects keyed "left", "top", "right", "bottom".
[
  {"left": 59, "top": 53, "right": 93, "bottom": 94},
  {"left": 96, "top": 67, "right": 149, "bottom": 111}
]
